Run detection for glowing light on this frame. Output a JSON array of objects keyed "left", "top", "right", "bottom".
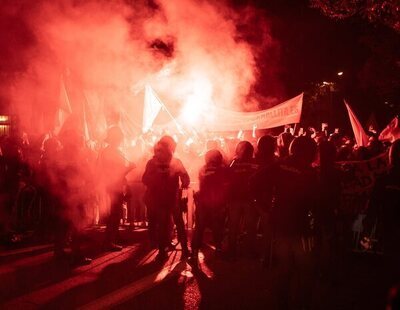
[
  {"left": 157, "top": 62, "right": 175, "bottom": 79},
  {"left": 180, "top": 270, "right": 194, "bottom": 278},
  {"left": 337, "top": 71, "right": 344, "bottom": 76},
  {"left": 180, "top": 74, "right": 213, "bottom": 126},
  {"left": 185, "top": 137, "right": 194, "bottom": 146},
  {"left": 0, "top": 115, "right": 9, "bottom": 122},
  {"left": 0, "top": 125, "right": 9, "bottom": 136},
  {"left": 181, "top": 101, "right": 203, "bottom": 124}
]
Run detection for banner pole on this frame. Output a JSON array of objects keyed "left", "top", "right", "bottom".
[{"left": 152, "top": 89, "right": 185, "bottom": 135}]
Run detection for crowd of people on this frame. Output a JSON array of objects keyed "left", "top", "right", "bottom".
[{"left": 0, "top": 123, "right": 399, "bottom": 308}]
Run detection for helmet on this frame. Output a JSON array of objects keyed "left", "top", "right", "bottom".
[
  {"left": 158, "top": 135, "right": 177, "bottom": 153},
  {"left": 257, "top": 135, "right": 276, "bottom": 157},
  {"left": 289, "top": 136, "right": 317, "bottom": 165},
  {"left": 235, "top": 140, "right": 254, "bottom": 161},
  {"left": 205, "top": 149, "right": 223, "bottom": 166}
]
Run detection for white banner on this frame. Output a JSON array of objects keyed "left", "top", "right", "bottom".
[{"left": 203, "top": 93, "right": 303, "bottom": 131}]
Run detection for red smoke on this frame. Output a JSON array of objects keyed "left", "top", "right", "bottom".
[
  {"left": 1, "top": 0, "right": 282, "bottom": 135},
  {"left": 0, "top": 0, "right": 283, "bottom": 229}
]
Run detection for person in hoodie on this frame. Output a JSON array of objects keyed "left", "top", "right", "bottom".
[
  {"left": 270, "top": 136, "right": 319, "bottom": 309},
  {"left": 97, "top": 126, "right": 135, "bottom": 251},
  {"left": 142, "top": 135, "right": 190, "bottom": 261},
  {"left": 53, "top": 129, "right": 93, "bottom": 265}
]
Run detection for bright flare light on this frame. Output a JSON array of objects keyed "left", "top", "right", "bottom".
[
  {"left": 181, "top": 100, "right": 203, "bottom": 124},
  {"left": 181, "top": 75, "right": 213, "bottom": 126}
]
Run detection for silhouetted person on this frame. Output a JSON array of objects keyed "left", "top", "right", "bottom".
[
  {"left": 98, "top": 126, "right": 135, "bottom": 251},
  {"left": 337, "top": 144, "right": 352, "bottom": 161},
  {"left": 277, "top": 130, "right": 294, "bottom": 159},
  {"left": 53, "top": 129, "right": 92, "bottom": 265},
  {"left": 1, "top": 134, "right": 24, "bottom": 233},
  {"left": 191, "top": 149, "right": 228, "bottom": 266},
  {"left": 142, "top": 136, "right": 190, "bottom": 261},
  {"left": 250, "top": 135, "right": 279, "bottom": 267},
  {"left": 364, "top": 139, "right": 400, "bottom": 288},
  {"left": 315, "top": 140, "right": 341, "bottom": 277},
  {"left": 387, "top": 284, "right": 400, "bottom": 310},
  {"left": 353, "top": 145, "right": 369, "bottom": 160},
  {"left": 367, "top": 137, "right": 384, "bottom": 158},
  {"left": 254, "top": 135, "right": 277, "bottom": 168},
  {"left": 36, "top": 137, "right": 61, "bottom": 237},
  {"left": 270, "top": 136, "right": 318, "bottom": 309},
  {"left": 226, "top": 140, "right": 256, "bottom": 259}
]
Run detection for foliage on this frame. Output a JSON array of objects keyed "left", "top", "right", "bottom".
[{"left": 310, "top": 0, "right": 400, "bottom": 32}]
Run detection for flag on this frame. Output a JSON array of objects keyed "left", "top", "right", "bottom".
[
  {"left": 120, "top": 109, "right": 140, "bottom": 139},
  {"left": 142, "top": 84, "right": 163, "bottom": 133},
  {"left": 54, "top": 76, "right": 72, "bottom": 135},
  {"left": 83, "top": 90, "right": 108, "bottom": 140},
  {"left": 379, "top": 116, "right": 400, "bottom": 143},
  {"left": 344, "top": 100, "right": 369, "bottom": 147}
]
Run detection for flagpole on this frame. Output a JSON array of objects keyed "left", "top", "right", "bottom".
[
  {"left": 151, "top": 88, "right": 185, "bottom": 135},
  {"left": 161, "top": 104, "right": 184, "bottom": 134}
]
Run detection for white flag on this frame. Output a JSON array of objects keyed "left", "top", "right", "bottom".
[
  {"left": 54, "top": 76, "right": 72, "bottom": 135},
  {"left": 142, "top": 84, "right": 163, "bottom": 133},
  {"left": 83, "top": 90, "right": 108, "bottom": 140}
]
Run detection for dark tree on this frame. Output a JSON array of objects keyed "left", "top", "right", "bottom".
[{"left": 310, "top": 0, "right": 400, "bottom": 32}]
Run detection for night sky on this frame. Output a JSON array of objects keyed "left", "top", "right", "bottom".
[{"left": 247, "top": 0, "right": 400, "bottom": 127}]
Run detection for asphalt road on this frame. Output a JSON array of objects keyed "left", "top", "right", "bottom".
[{"left": 0, "top": 227, "right": 391, "bottom": 309}]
